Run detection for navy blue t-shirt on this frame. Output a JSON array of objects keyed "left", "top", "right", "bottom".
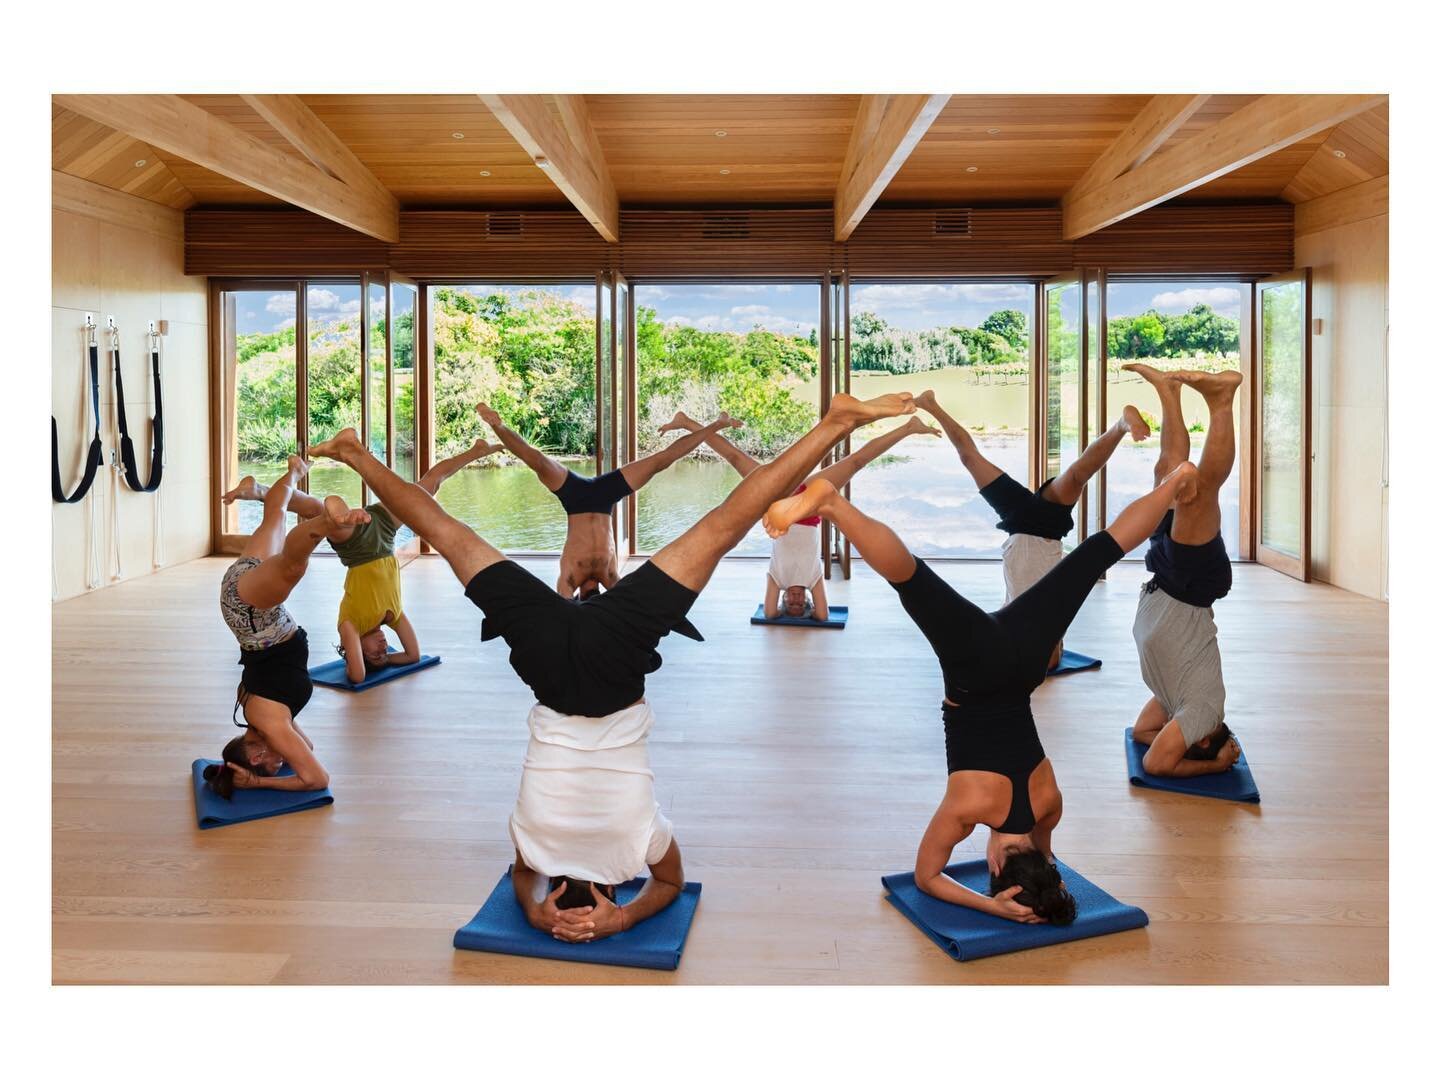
[{"left": 1144, "top": 509, "right": 1232, "bottom": 608}]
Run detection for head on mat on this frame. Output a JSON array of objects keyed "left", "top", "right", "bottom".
[
  {"left": 203, "top": 729, "right": 283, "bottom": 799},
  {"left": 1183, "top": 721, "right": 1235, "bottom": 762},
  {"left": 990, "top": 847, "right": 1077, "bottom": 927},
  {"left": 781, "top": 585, "right": 814, "bottom": 619},
  {"left": 549, "top": 876, "right": 618, "bottom": 911},
  {"left": 337, "top": 627, "right": 392, "bottom": 676}
]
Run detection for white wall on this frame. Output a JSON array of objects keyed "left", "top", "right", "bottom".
[
  {"left": 52, "top": 173, "right": 211, "bottom": 602},
  {"left": 1298, "top": 211, "right": 1388, "bottom": 600}
]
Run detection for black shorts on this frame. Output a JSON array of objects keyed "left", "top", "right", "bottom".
[
  {"left": 893, "top": 532, "right": 1123, "bottom": 701},
  {"left": 465, "top": 560, "right": 703, "bottom": 717},
  {"left": 978, "top": 472, "right": 1075, "bottom": 540},
  {"left": 1144, "top": 509, "right": 1232, "bottom": 608},
  {"left": 554, "top": 468, "right": 633, "bottom": 516},
  {"left": 237, "top": 628, "right": 313, "bottom": 719}
]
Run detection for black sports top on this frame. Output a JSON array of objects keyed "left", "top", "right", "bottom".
[
  {"left": 942, "top": 695, "right": 1046, "bottom": 834},
  {"left": 553, "top": 468, "right": 634, "bottom": 516}
]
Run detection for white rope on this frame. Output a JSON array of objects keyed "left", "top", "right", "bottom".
[
  {"left": 151, "top": 342, "right": 166, "bottom": 571},
  {"left": 108, "top": 452, "right": 123, "bottom": 584}
]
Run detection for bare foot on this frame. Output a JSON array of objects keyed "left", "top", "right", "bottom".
[
  {"left": 913, "top": 388, "right": 938, "bottom": 413},
  {"left": 826, "top": 392, "right": 915, "bottom": 427},
  {"left": 284, "top": 454, "right": 311, "bottom": 482},
  {"left": 1171, "top": 369, "right": 1243, "bottom": 409},
  {"left": 711, "top": 411, "right": 743, "bottom": 431},
  {"left": 903, "top": 416, "right": 942, "bottom": 437},
  {"left": 1121, "top": 362, "right": 1176, "bottom": 391},
  {"left": 323, "top": 495, "right": 371, "bottom": 532},
  {"left": 1121, "top": 404, "right": 1151, "bottom": 442},
  {"left": 221, "top": 475, "right": 262, "bottom": 504},
  {"left": 658, "top": 410, "right": 698, "bottom": 435},
  {"left": 308, "top": 429, "right": 360, "bottom": 462},
  {"left": 763, "top": 478, "right": 837, "bottom": 538},
  {"left": 470, "top": 437, "right": 498, "bottom": 458},
  {"left": 475, "top": 402, "right": 502, "bottom": 428},
  {"left": 1161, "top": 461, "right": 1200, "bottom": 505}
]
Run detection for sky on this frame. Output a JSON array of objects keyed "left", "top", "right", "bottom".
[{"left": 231, "top": 279, "right": 1246, "bottom": 339}]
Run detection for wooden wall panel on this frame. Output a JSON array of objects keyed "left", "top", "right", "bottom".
[{"left": 186, "top": 201, "right": 1295, "bottom": 280}]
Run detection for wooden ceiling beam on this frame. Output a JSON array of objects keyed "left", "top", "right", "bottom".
[
  {"left": 479, "top": 94, "right": 620, "bottom": 242},
  {"left": 1068, "top": 94, "right": 1211, "bottom": 201},
  {"left": 240, "top": 94, "right": 395, "bottom": 208},
  {"left": 834, "top": 94, "right": 949, "bottom": 241},
  {"left": 53, "top": 94, "right": 400, "bottom": 242},
  {"left": 1294, "top": 174, "right": 1388, "bottom": 236},
  {"left": 1062, "top": 94, "right": 1386, "bottom": 240}
]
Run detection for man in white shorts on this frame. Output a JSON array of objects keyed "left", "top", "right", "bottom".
[
  {"left": 911, "top": 389, "right": 1151, "bottom": 668},
  {"left": 1123, "top": 363, "right": 1243, "bottom": 776},
  {"left": 658, "top": 410, "right": 939, "bottom": 621}
]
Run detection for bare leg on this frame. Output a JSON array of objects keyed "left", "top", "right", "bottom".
[
  {"left": 809, "top": 416, "right": 939, "bottom": 491},
  {"left": 239, "top": 457, "right": 308, "bottom": 560},
  {"left": 1170, "top": 370, "right": 1242, "bottom": 544},
  {"left": 1124, "top": 364, "right": 1190, "bottom": 483},
  {"left": 225, "top": 471, "right": 327, "bottom": 523},
  {"left": 1130, "top": 696, "right": 1170, "bottom": 746},
  {"left": 913, "top": 389, "right": 1004, "bottom": 489},
  {"left": 310, "top": 429, "right": 504, "bottom": 586},
  {"left": 620, "top": 413, "right": 743, "bottom": 491},
  {"left": 662, "top": 411, "right": 760, "bottom": 478},
  {"left": 237, "top": 494, "right": 371, "bottom": 610},
  {"left": 417, "top": 438, "right": 500, "bottom": 497},
  {"left": 477, "top": 403, "right": 569, "bottom": 492},
  {"left": 1105, "top": 461, "right": 1200, "bottom": 552},
  {"left": 809, "top": 484, "right": 918, "bottom": 585},
  {"left": 649, "top": 393, "right": 915, "bottom": 592},
  {"left": 1045, "top": 404, "right": 1150, "bottom": 506}
]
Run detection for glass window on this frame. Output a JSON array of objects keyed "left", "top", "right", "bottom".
[
  {"left": 222, "top": 286, "right": 299, "bottom": 536},
  {"left": 1104, "top": 280, "right": 1244, "bottom": 555},
  {"left": 429, "top": 283, "right": 596, "bottom": 551},
  {"left": 366, "top": 280, "right": 388, "bottom": 463},
  {"left": 633, "top": 282, "right": 821, "bottom": 554},
  {"left": 844, "top": 282, "right": 1032, "bottom": 558},
  {"left": 1260, "top": 280, "right": 1305, "bottom": 557},
  {"left": 305, "top": 282, "right": 364, "bottom": 513}
]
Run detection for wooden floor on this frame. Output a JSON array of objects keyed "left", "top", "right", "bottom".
[{"left": 52, "top": 553, "right": 1388, "bottom": 984}]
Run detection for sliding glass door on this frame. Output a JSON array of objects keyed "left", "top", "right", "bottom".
[
  {"left": 1256, "top": 269, "right": 1311, "bottom": 579},
  {"left": 598, "top": 271, "right": 633, "bottom": 555},
  {"left": 1042, "top": 276, "right": 1084, "bottom": 548}
]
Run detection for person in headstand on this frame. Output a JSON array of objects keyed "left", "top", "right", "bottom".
[
  {"left": 912, "top": 389, "right": 1152, "bottom": 668},
  {"left": 760, "top": 457, "right": 1200, "bottom": 924},
  {"left": 207, "top": 455, "right": 369, "bottom": 799},
  {"left": 222, "top": 438, "right": 499, "bottom": 684},
  {"left": 1121, "top": 364, "right": 1243, "bottom": 778},
  {"left": 309, "top": 392, "right": 914, "bottom": 943},
  {"left": 659, "top": 410, "right": 939, "bottom": 621},
  {"left": 475, "top": 402, "right": 743, "bottom": 600}
]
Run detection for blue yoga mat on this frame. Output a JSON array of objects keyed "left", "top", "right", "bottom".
[
  {"left": 454, "top": 867, "right": 703, "bottom": 971},
  {"left": 309, "top": 652, "right": 441, "bottom": 690},
  {"left": 881, "top": 857, "right": 1148, "bottom": 961},
  {"left": 750, "top": 604, "right": 848, "bottom": 629},
  {"left": 1124, "top": 727, "right": 1261, "bottom": 803},
  {"left": 190, "top": 759, "right": 334, "bottom": 830},
  {"left": 1047, "top": 649, "right": 1101, "bottom": 676}
]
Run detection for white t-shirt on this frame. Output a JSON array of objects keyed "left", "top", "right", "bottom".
[
  {"left": 508, "top": 700, "right": 674, "bottom": 888},
  {"left": 1001, "top": 533, "right": 1063, "bottom": 605},
  {"left": 767, "top": 522, "right": 822, "bottom": 590}
]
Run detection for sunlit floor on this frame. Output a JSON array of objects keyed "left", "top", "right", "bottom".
[{"left": 52, "top": 553, "right": 1387, "bottom": 984}]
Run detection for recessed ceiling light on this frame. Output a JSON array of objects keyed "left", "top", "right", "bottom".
[
  {"left": 133, "top": 159, "right": 147, "bottom": 168},
  {"left": 986, "top": 127, "right": 1001, "bottom": 135},
  {"left": 451, "top": 131, "right": 465, "bottom": 140},
  {"left": 714, "top": 129, "right": 727, "bottom": 138},
  {"left": 1333, "top": 149, "right": 1347, "bottom": 158},
  {"left": 479, "top": 169, "right": 491, "bottom": 177},
  {"left": 966, "top": 166, "right": 979, "bottom": 173},
  {"left": 719, "top": 168, "right": 731, "bottom": 175}
]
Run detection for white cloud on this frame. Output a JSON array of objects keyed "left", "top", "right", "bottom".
[
  {"left": 306, "top": 287, "right": 363, "bottom": 320},
  {"left": 731, "top": 304, "right": 771, "bottom": 316},
  {"left": 850, "top": 282, "right": 1030, "bottom": 318},
  {"left": 1149, "top": 286, "right": 1243, "bottom": 313},
  {"left": 265, "top": 293, "right": 296, "bottom": 315}
]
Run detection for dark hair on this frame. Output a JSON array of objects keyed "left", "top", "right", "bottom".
[
  {"left": 202, "top": 734, "right": 251, "bottom": 800},
  {"left": 549, "top": 876, "right": 617, "bottom": 910},
  {"left": 990, "top": 849, "right": 1077, "bottom": 926},
  {"left": 335, "top": 641, "right": 388, "bottom": 676},
  {"left": 1183, "top": 721, "right": 1234, "bottom": 762}
]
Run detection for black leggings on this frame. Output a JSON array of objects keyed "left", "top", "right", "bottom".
[{"left": 893, "top": 531, "right": 1124, "bottom": 701}]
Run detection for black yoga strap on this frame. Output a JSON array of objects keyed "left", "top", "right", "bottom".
[
  {"left": 51, "top": 342, "right": 104, "bottom": 504},
  {"left": 114, "top": 341, "right": 164, "bottom": 493}
]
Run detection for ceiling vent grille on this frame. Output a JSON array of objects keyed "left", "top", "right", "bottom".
[
  {"left": 486, "top": 212, "right": 524, "bottom": 238},
  {"left": 700, "top": 212, "right": 750, "bottom": 240},
  {"left": 933, "top": 209, "right": 973, "bottom": 237}
]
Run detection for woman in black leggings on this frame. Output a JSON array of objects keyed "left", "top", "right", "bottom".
[{"left": 762, "top": 459, "right": 1199, "bottom": 924}]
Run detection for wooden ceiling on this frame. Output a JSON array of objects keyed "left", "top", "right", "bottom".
[{"left": 53, "top": 93, "right": 1388, "bottom": 227}]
